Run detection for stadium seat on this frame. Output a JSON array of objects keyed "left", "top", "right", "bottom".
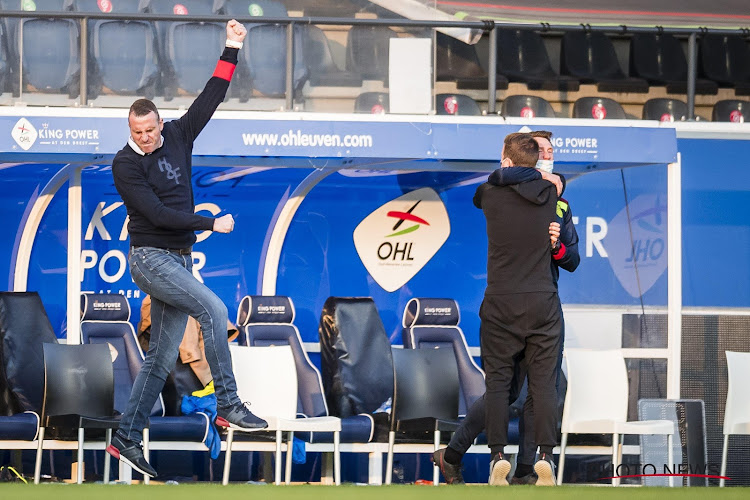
[
  {"left": 303, "top": 25, "right": 363, "bottom": 87},
  {"left": 496, "top": 28, "right": 579, "bottom": 91},
  {"left": 148, "top": 0, "right": 224, "bottom": 97},
  {"left": 561, "top": 31, "right": 649, "bottom": 93},
  {"left": 354, "top": 92, "right": 389, "bottom": 114},
  {"left": 0, "top": 292, "right": 58, "bottom": 484},
  {"left": 346, "top": 25, "right": 399, "bottom": 82},
  {"left": 436, "top": 32, "right": 506, "bottom": 90},
  {"left": 384, "top": 347, "right": 460, "bottom": 485},
  {"left": 435, "top": 94, "right": 482, "bottom": 115},
  {"left": 236, "top": 295, "right": 374, "bottom": 483},
  {"left": 719, "top": 351, "right": 750, "bottom": 487},
  {"left": 558, "top": 349, "right": 675, "bottom": 486},
  {"left": 224, "top": 345, "right": 342, "bottom": 485},
  {"left": 630, "top": 33, "right": 718, "bottom": 95},
  {"left": 221, "top": 0, "right": 308, "bottom": 98},
  {"left": 7, "top": 0, "right": 81, "bottom": 97},
  {"left": 37, "top": 343, "right": 119, "bottom": 484},
  {"left": 80, "top": 293, "right": 215, "bottom": 484},
  {"left": 642, "top": 98, "right": 687, "bottom": 122},
  {"left": 573, "top": 97, "right": 626, "bottom": 119},
  {"left": 73, "top": 0, "right": 159, "bottom": 99},
  {"left": 0, "top": 21, "right": 9, "bottom": 93},
  {"left": 712, "top": 99, "right": 750, "bottom": 123},
  {"left": 700, "top": 34, "right": 750, "bottom": 95},
  {"left": 501, "top": 94, "right": 556, "bottom": 118}
]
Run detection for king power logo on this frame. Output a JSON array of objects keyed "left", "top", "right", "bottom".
[
  {"left": 11, "top": 118, "right": 38, "bottom": 151},
  {"left": 353, "top": 187, "right": 450, "bottom": 293}
]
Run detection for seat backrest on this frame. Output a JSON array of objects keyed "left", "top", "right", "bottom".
[
  {"left": 0, "top": 292, "right": 58, "bottom": 415},
  {"left": 346, "top": 25, "right": 398, "bottom": 80},
  {"left": 573, "top": 97, "right": 626, "bottom": 119},
  {"left": 402, "top": 298, "right": 483, "bottom": 416},
  {"left": 561, "top": 349, "right": 628, "bottom": 432},
  {"left": 724, "top": 351, "right": 750, "bottom": 434},
  {"left": 244, "top": 23, "right": 308, "bottom": 96},
  {"left": 230, "top": 345, "right": 297, "bottom": 420},
  {"left": 237, "top": 295, "right": 328, "bottom": 418},
  {"left": 712, "top": 99, "right": 750, "bottom": 122},
  {"left": 42, "top": 343, "right": 114, "bottom": 420},
  {"left": 501, "top": 94, "right": 555, "bottom": 118},
  {"left": 497, "top": 28, "right": 555, "bottom": 77},
  {"left": 354, "top": 92, "right": 389, "bottom": 114},
  {"left": 561, "top": 31, "right": 625, "bottom": 80},
  {"left": 390, "top": 347, "right": 458, "bottom": 428},
  {"left": 80, "top": 293, "right": 164, "bottom": 417},
  {"left": 642, "top": 98, "right": 687, "bottom": 122},
  {"left": 630, "top": 33, "right": 687, "bottom": 82},
  {"left": 700, "top": 34, "right": 750, "bottom": 84},
  {"left": 435, "top": 32, "right": 486, "bottom": 81},
  {"left": 435, "top": 94, "right": 481, "bottom": 116},
  {"left": 303, "top": 24, "right": 341, "bottom": 74}
]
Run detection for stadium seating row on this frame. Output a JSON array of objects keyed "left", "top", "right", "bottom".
[
  {"left": 2, "top": 1, "right": 750, "bottom": 102},
  {"left": 358, "top": 92, "right": 750, "bottom": 122}
]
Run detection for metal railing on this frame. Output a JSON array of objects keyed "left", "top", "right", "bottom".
[{"left": 3, "top": 10, "right": 750, "bottom": 118}]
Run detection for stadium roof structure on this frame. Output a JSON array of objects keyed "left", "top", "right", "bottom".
[{"left": 372, "top": 0, "right": 750, "bottom": 29}]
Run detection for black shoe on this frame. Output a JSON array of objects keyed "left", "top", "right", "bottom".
[
  {"left": 216, "top": 402, "right": 268, "bottom": 431},
  {"left": 510, "top": 472, "right": 538, "bottom": 485},
  {"left": 106, "top": 433, "right": 157, "bottom": 478},
  {"left": 488, "top": 452, "right": 511, "bottom": 486},
  {"left": 431, "top": 448, "right": 464, "bottom": 484},
  {"left": 533, "top": 453, "right": 556, "bottom": 486}
]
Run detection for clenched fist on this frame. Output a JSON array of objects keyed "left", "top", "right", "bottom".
[
  {"left": 213, "top": 214, "right": 235, "bottom": 234},
  {"left": 227, "top": 19, "right": 247, "bottom": 43}
]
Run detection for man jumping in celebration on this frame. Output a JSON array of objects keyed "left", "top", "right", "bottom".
[{"left": 107, "top": 20, "right": 267, "bottom": 478}]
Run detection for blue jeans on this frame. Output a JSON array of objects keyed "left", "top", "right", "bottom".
[{"left": 118, "top": 246, "right": 241, "bottom": 444}]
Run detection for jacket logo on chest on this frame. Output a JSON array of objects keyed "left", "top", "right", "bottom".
[{"left": 157, "top": 157, "right": 181, "bottom": 185}]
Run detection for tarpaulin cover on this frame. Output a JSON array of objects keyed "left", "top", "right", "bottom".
[
  {"left": 319, "top": 297, "right": 393, "bottom": 418},
  {"left": 0, "top": 292, "right": 58, "bottom": 415}
]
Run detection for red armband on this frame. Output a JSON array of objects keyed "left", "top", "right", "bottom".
[
  {"left": 552, "top": 242, "right": 567, "bottom": 260},
  {"left": 213, "top": 60, "right": 236, "bottom": 81}
]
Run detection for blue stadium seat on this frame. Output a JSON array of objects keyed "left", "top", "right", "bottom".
[
  {"left": 642, "top": 98, "right": 687, "bottom": 122},
  {"left": 236, "top": 295, "right": 375, "bottom": 445},
  {"left": 573, "top": 96, "right": 626, "bottom": 119},
  {"left": 220, "top": 0, "right": 308, "bottom": 98},
  {"left": 148, "top": 0, "right": 224, "bottom": 97},
  {"left": 496, "top": 28, "right": 579, "bottom": 91},
  {"left": 80, "top": 293, "right": 214, "bottom": 477},
  {"left": 561, "top": 31, "right": 648, "bottom": 93},
  {"left": 630, "top": 33, "right": 718, "bottom": 95},
  {"left": 5, "top": 0, "right": 80, "bottom": 97},
  {"left": 73, "top": 0, "right": 159, "bottom": 99},
  {"left": 435, "top": 93, "right": 482, "bottom": 116},
  {"left": 700, "top": 34, "right": 750, "bottom": 96},
  {"left": 0, "top": 21, "right": 9, "bottom": 93},
  {"left": 346, "top": 25, "right": 398, "bottom": 82},
  {"left": 501, "top": 94, "right": 556, "bottom": 118}
]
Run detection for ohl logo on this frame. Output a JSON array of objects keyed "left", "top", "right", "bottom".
[
  {"left": 386, "top": 200, "right": 430, "bottom": 237},
  {"left": 354, "top": 188, "right": 450, "bottom": 293}
]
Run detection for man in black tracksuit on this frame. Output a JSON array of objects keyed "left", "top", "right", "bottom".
[
  {"left": 473, "top": 133, "right": 562, "bottom": 486},
  {"left": 106, "top": 20, "right": 267, "bottom": 478}
]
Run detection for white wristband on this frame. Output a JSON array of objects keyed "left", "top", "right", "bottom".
[{"left": 225, "top": 39, "right": 243, "bottom": 49}]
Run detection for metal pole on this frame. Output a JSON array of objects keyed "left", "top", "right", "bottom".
[
  {"left": 80, "top": 17, "right": 88, "bottom": 106},
  {"left": 67, "top": 165, "right": 83, "bottom": 345},
  {"left": 687, "top": 33, "right": 697, "bottom": 121},
  {"left": 666, "top": 153, "right": 682, "bottom": 399},
  {"left": 487, "top": 26, "right": 497, "bottom": 114},
  {"left": 285, "top": 22, "right": 294, "bottom": 111}
]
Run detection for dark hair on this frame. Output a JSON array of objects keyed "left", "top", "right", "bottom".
[
  {"left": 503, "top": 132, "right": 539, "bottom": 167},
  {"left": 531, "top": 130, "right": 553, "bottom": 140},
  {"left": 129, "top": 99, "right": 160, "bottom": 121}
]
